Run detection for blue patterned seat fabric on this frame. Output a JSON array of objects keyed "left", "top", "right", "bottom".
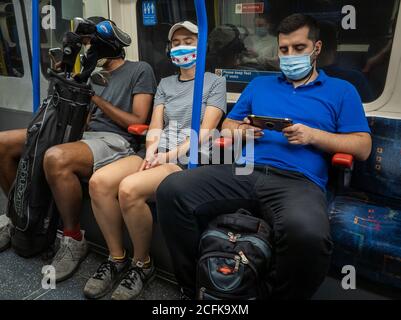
[{"left": 328, "top": 117, "right": 401, "bottom": 289}]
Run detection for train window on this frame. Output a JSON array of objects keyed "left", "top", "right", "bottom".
[
  {"left": 136, "top": 0, "right": 400, "bottom": 103},
  {"left": 0, "top": 0, "right": 24, "bottom": 77},
  {"left": 39, "top": 0, "right": 109, "bottom": 77}
]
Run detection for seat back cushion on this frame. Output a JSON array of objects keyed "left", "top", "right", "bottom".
[
  {"left": 328, "top": 195, "right": 401, "bottom": 287},
  {"left": 352, "top": 117, "right": 401, "bottom": 200}
]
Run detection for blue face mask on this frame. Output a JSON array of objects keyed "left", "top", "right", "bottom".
[
  {"left": 170, "top": 45, "right": 197, "bottom": 69},
  {"left": 279, "top": 49, "right": 316, "bottom": 80}
]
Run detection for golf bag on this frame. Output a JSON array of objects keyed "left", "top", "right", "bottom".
[{"left": 7, "top": 70, "right": 94, "bottom": 257}]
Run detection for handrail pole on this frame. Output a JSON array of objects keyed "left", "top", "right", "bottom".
[
  {"left": 188, "top": 0, "right": 208, "bottom": 169},
  {"left": 32, "top": 0, "right": 41, "bottom": 113}
]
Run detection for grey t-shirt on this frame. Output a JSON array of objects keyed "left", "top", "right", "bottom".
[
  {"left": 88, "top": 60, "right": 157, "bottom": 147},
  {"left": 154, "top": 72, "right": 227, "bottom": 151}
]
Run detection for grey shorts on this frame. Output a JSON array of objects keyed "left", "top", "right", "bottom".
[{"left": 81, "top": 131, "right": 144, "bottom": 172}]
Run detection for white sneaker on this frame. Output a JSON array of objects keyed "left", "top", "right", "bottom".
[{"left": 51, "top": 232, "right": 88, "bottom": 282}]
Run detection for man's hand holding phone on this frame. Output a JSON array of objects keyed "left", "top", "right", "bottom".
[
  {"left": 283, "top": 123, "right": 317, "bottom": 146},
  {"left": 49, "top": 48, "right": 63, "bottom": 71},
  {"left": 238, "top": 117, "right": 265, "bottom": 139}
]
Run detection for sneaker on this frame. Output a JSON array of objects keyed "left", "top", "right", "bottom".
[
  {"left": 0, "top": 219, "right": 12, "bottom": 253},
  {"left": 84, "top": 258, "right": 130, "bottom": 299},
  {"left": 51, "top": 234, "right": 88, "bottom": 282},
  {"left": 111, "top": 260, "right": 155, "bottom": 300}
]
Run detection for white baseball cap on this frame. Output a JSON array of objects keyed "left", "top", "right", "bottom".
[{"left": 168, "top": 21, "right": 198, "bottom": 41}]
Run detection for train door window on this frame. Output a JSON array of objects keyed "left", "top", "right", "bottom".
[
  {"left": 136, "top": 0, "right": 400, "bottom": 103},
  {"left": 39, "top": 0, "right": 109, "bottom": 76},
  {"left": 0, "top": 0, "right": 24, "bottom": 77},
  {"left": 136, "top": 0, "right": 200, "bottom": 82}
]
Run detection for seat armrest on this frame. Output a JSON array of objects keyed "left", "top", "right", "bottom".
[
  {"left": 331, "top": 153, "right": 354, "bottom": 192},
  {"left": 210, "top": 137, "right": 237, "bottom": 166},
  {"left": 128, "top": 124, "right": 149, "bottom": 136},
  {"left": 213, "top": 137, "right": 234, "bottom": 149},
  {"left": 332, "top": 153, "right": 354, "bottom": 169}
]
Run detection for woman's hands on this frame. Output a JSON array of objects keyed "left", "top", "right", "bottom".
[{"left": 140, "top": 151, "right": 170, "bottom": 171}]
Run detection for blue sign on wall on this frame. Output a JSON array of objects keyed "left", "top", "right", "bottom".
[
  {"left": 143, "top": 1, "right": 157, "bottom": 26},
  {"left": 216, "top": 69, "right": 280, "bottom": 83}
]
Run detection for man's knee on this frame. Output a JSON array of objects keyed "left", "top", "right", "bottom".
[
  {"left": 43, "top": 146, "right": 71, "bottom": 177},
  {"left": 156, "top": 172, "right": 189, "bottom": 222},
  {"left": 0, "top": 129, "right": 26, "bottom": 159},
  {"left": 293, "top": 227, "right": 332, "bottom": 254},
  {"left": 0, "top": 132, "right": 10, "bottom": 155},
  {"left": 284, "top": 212, "right": 333, "bottom": 256},
  {"left": 157, "top": 172, "right": 186, "bottom": 201}
]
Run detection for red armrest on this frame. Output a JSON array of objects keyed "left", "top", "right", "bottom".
[
  {"left": 332, "top": 153, "right": 354, "bottom": 169},
  {"left": 128, "top": 124, "right": 149, "bottom": 136},
  {"left": 213, "top": 137, "right": 234, "bottom": 148}
]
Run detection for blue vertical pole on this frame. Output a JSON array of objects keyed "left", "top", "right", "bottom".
[
  {"left": 32, "top": 0, "right": 40, "bottom": 113},
  {"left": 189, "top": 0, "right": 208, "bottom": 169}
]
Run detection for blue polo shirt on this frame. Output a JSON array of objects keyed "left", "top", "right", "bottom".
[{"left": 227, "top": 70, "right": 371, "bottom": 190}]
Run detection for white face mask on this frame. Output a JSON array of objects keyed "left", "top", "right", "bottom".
[{"left": 97, "top": 58, "right": 108, "bottom": 68}]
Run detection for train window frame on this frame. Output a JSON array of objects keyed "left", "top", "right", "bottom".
[
  {"left": 134, "top": 0, "right": 401, "bottom": 111},
  {"left": 0, "top": 0, "right": 25, "bottom": 78},
  {"left": 0, "top": 0, "right": 35, "bottom": 113},
  {"left": 365, "top": 1, "right": 401, "bottom": 112}
]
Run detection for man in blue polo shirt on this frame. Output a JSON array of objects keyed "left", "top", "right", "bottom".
[{"left": 156, "top": 14, "right": 372, "bottom": 299}]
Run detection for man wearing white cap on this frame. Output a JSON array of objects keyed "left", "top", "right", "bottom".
[{"left": 84, "top": 21, "right": 227, "bottom": 300}]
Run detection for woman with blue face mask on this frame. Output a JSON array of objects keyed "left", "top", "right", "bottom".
[{"left": 84, "top": 21, "right": 227, "bottom": 300}]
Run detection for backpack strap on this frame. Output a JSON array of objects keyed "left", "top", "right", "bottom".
[{"left": 216, "top": 210, "right": 261, "bottom": 233}]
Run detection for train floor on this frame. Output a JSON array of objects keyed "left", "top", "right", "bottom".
[
  {"left": 0, "top": 245, "right": 181, "bottom": 300},
  {"left": 0, "top": 192, "right": 399, "bottom": 300}
]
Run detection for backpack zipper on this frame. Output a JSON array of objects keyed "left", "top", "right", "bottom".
[
  {"left": 197, "top": 252, "right": 260, "bottom": 298},
  {"left": 228, "top": 232, "right": 241, "bottom": 242},
  {"left": 233, "top": 254, "right": 241, "bottom": 272},
  {"left": 200, "top": 230, "right": 271, "bottom": 259},
  {"left": 199, "top": 251, "right": 259, "bottom": 278},
  {"left": 238, "top": 251, "right": 249, "bottom": 264}
]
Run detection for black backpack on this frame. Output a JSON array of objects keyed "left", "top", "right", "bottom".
[
  {"left": 7, "top": 70, "right": 93, "bottom": 258},
  {"left": 197, "top": 209, "right": 273, "bottom": 300}
]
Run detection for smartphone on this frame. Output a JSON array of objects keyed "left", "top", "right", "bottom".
[
  {"left": 48, "top": 48, "right": 63, "bottom": 70},
  {"left": 248, "top": 115, "right": 293, "bottom": 132},
  {"left": 90, "top": 71, "right": 111, "bottom": 87}
]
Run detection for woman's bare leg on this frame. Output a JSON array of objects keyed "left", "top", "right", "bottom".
[
  {"left": 89, "top": 156, "right": 143, "bottom": 257},
  {"left": 118, "top": 164, "right": 182, "bottom": 262}
]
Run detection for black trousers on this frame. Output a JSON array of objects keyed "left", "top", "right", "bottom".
[{"left": 156, "top": 164, "right": 333, "bottom": 299}]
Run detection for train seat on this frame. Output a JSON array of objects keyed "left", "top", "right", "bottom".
[
  {"left": 84, "top": 116, "right": 401, "bottom": 289},
  {"left": 328, "top": 116, "right": 401, "bottom": 289}
]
